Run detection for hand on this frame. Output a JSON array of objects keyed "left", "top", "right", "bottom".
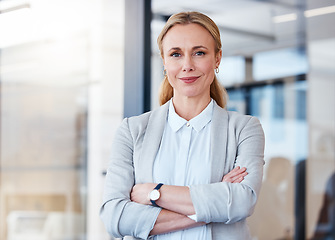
[
  {"left": 130, "top": 183, "right": 157, "bottom": 205},
  {"left": 222, "top": 166, "right": 248, "bottom": 183}
]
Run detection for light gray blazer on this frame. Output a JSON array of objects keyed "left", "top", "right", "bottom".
[{"left": 100, "top": 101, "right": 265, "bottom": 240}]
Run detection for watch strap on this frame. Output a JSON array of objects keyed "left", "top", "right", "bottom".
[{"left": 150, "top": 183, "right": 164, "bottom": 207}]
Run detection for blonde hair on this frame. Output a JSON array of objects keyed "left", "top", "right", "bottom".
[{"left": 157, "top": 11, "right": 228, "bottom": 108}]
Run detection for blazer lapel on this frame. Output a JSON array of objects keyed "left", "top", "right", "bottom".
[
  {"left": 210, "top": 102, "right": 229, "bottom": 182},
  {"left": 138, "top": 102, "right": 169, "bottom": 183}
]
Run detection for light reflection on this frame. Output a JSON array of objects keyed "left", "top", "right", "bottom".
[
  {"left": 0, "top": 0, "right": 91, "bottom": 48},
  {"left": 0, "top": 8, "right": 35, "bottom": 48},
  {"left": 273, "top": 5, "right": 335, "bottom": 24},
  {"left": 273, "top": 13, "right": 297, "bottom": 24}
]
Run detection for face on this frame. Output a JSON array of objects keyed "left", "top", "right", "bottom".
[{"left": 162, "top": 23, "right": 221, "bottom": 102}]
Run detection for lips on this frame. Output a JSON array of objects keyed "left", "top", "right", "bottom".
[{"left": 179, "top": 76, "right": 199, "bottom": 84}]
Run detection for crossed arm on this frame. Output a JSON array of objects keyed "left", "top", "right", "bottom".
[
  {"left": 130, "top": 166, "right": 248, "bottom": 235},
  {"left": 100, "top": 116, "right": 265, "bottom": 238}
]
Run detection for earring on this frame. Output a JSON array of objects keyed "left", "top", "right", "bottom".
[
  {"left": 163, "top": 69, "right": 167, "bottom": 76},
  {"left": 215, "top": 67, "right": 219, "bottom": 74}
]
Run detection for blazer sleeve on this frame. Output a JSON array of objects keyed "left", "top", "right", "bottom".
[
  {"left": 189, "top": 116, "right": 265, "bottom": 224},
  {"left": 99, "top": 118, "right": 161, "bottom": 239}
]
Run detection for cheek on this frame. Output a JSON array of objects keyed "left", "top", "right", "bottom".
[
  {"left": 204, "top": 59, "right": 216, "bottom": 71},
  {"left": 201, "top": 62, "right": 216, "bottom": 85},
  {"left": 164, "top": 63, "right": 175, "bottom": 86},
  {"left": 199, "top": 61, "right": 215, "bottom": 76},
  {"left": 165, "top": 62, "right": 180, "bottom": 77}
]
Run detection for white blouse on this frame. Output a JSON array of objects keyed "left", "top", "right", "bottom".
[{"left": 153, "top": 99, "right": 214, "bottom": 240}]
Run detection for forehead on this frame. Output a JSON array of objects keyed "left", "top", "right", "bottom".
[{"left": 162, "top": 23, "right": 215, "bottom": 49}]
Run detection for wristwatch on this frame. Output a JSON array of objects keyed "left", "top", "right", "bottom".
[{"left": 149, "top": 183, "right": 164, "bottom": 207}]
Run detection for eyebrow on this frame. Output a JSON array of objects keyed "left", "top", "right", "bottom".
[
  {"left": 167, "top": 45, "right": 209, "bottom": 52},
  {"left": 193, "top": 45, "right": 208, "bottom": 50}
]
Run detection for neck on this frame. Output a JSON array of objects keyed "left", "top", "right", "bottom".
[{"left": 172, "top": 96, "right": 211, "bottom": 121}]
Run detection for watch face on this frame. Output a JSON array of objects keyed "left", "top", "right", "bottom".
[{"left": 150, "top": 189, "right": 160, "bottom": 201}]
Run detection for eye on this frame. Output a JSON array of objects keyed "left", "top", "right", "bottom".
[
  {"left": 195, "top": 51, "right": 205, "bottom": 56},
  {"left": 170, "top": 52, "right": 181, "bottom": 57}
]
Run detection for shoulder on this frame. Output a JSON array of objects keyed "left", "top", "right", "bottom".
[
  {"left": 117, "top": 111, "right": 151, "bottom": 142},
  {"left": 213, "top": 102, "right": 263, "bottom": 134},
  {"left": 122, "top": 102, "right": 169, "bottom": 137},
  {"left": 227, "top": 111, "right": 260, "bottom": 127},
  {"left": 127, "top": 111, "right": 152, "bottom": 126},
  {"left": 227, "top": 111, "right": 264, "bottom": 142}
]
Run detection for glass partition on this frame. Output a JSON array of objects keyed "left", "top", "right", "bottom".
[
  {"left": 0, "top": 0, "right": 125, "bottom": 239},
  {"left": 0, "top": 1, "right": 90, "bottom": 239},
  {"left": 0, "top": 38, "right": 89, "bottom": 240},
  {"left": 227, "top": 78, "right": 308, "bottom": 239}
]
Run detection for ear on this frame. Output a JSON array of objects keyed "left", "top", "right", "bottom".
[{"left": 215, "top": 50, "right": 222, "bottom": 68}]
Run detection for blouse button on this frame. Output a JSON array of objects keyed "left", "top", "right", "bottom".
[{"left": 186, "top": 122, "right": 190, "bottom": 127}]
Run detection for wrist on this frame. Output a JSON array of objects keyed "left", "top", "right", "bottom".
[{"left": 149, "top": 183, "right": 164, "bottom": 207}]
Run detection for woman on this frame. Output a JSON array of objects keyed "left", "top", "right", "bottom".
[{"left": 100, "top": 11, "right": 265, "bottom": 240}]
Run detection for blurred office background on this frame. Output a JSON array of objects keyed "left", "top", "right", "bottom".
[{"left": 0, "top": 0, "right": 334, "bottom": 239}]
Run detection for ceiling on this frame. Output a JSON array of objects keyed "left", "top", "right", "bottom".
[{"left": 151, "top": 0, "right": 335, "bottom": 56}]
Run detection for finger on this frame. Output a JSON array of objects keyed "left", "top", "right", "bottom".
[
  {"left": 224, "top": 170, "right": 248, "bottom": 183},
  {"left": 231, "top": 170, "right": 248, "bottom": 181},
  {"left": 222, "top": 166, "right": 248, "bottom": 182},
  {"left": 231, "top": 166, "right": 246, "bottom": 174},
  {"left": 230, "top": 166, "right": 241, "bottom": 174},
  {"left": 233, "top": 176, "right": 244, "bottom": 183},
  {"left": 234, "top": 167, "right": 246, "bottom": 174},
  {"left": 224, "top": 167, "right": 246, "bottom": 179},
  {"left": 224, "top": 167, "right": 240, "bottom": 178},
  {"left": 232, "top": 172, "right": 248, "bottom": 183}
]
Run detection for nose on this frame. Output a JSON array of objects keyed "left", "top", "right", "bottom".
[{"left": 182, "top": 55, "right": 195, "bottom": 72}]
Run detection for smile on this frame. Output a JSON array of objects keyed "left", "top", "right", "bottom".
[{"left": 179, "top": 76, "right": 199, "bottom": 84}]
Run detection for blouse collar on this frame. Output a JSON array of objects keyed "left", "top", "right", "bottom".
[{"left": 168, "top": 99, "right": 213, "bottom": 132}]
